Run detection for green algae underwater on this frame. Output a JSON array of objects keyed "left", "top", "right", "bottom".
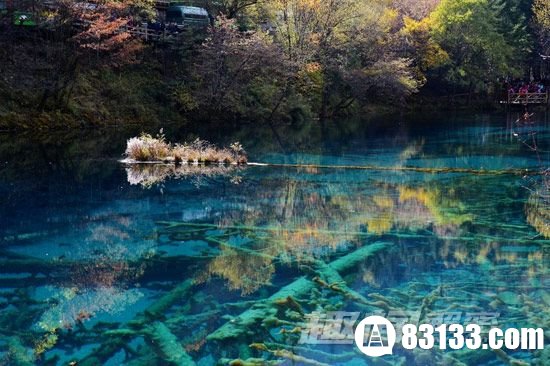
[{"left": 0, "top": 112, "right": 549, "bottom": 365}]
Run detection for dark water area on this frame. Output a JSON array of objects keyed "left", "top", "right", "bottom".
[{"left": 0, "top": 111, "right": 549, "bottom": 365}]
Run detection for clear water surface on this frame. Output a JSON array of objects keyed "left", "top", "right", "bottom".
[{"left": 0, "top": 112, "right": 548, "bottom": 365}]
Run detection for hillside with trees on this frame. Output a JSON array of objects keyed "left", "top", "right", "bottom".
[{"left": 0, "top": 0, "right": 548, "bottom": 129}]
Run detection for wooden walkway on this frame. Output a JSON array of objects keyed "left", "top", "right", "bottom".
[{"left": 501, "top": 92, "right": 549, "bottom": 105}]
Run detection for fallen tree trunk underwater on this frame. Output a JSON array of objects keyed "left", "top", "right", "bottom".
[
  {"left": 123, "top": 160, "right": 541, "bottom": 176},
  {"left": 207, "top": 241, "right": 389, "bottom": 341},
  {"left": 78, "top": 279, "right": 197, "bottom": 366}
]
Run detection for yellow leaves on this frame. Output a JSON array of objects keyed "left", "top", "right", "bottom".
[
  {"left": 365, "top": 213, "right": 393, "bottom": 234},
  {"left": 273, "top": 0, "right": 321, "bottom": 14},
  {"left": 428, "top": 0, "right": 488, "bottom": 34},
  {"left": 533, "top": 0, "right": 550, "bottom": 52},
  {"left": 379, "top": 7, "right": 399, "bottom": 32},
  {"left": 373, "top": 195, "right": 394, "bottom": 209},
  {"left": 401, "top": 15, "right": 449, "bottom": 70},
  {"left": 300, "top": 62, "right": 323, "bottom": 86},
  {"left": 297, "top": 0, "right": 322, "bottom": 12},
  {"left": 205, "top": 247, "right": 275, "bottom": 296},
  {"left": 399, "top": 187, "right": 434, "bottom": 208},
  {"left": 402, "top": 16, "right": 430, "bottom": 34},
  {"left": 533, "top": 0, "right": 550, "bottom": 30},
  {"left": 384, "top": 7, "right": 398, "bottom": 20},
  {"left": 272, "top": 0, "right": 361, "bottom": 60},
  {"left": 398, "top": 186, "right": 472, "bottom": 226},
  {"left": 365, "top": 194, "right": 394, "bottom": 234},
  {"left": 296, "top": 62, "right": 324, "bottom": 99},
  {"left": 422, "top": 43, "right": 449, "bottom": 69}
]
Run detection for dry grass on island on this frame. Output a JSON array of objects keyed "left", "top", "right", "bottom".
[{"left": 124, "top": 132, "right": 247, "bottom": 165}]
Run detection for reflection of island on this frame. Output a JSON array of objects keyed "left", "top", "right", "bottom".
[{"left": 125, "top": 163, "right": 244, "bottom": 188}]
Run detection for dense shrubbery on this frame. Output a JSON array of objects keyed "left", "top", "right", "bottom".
[{"left": 124, "top": 132, "right": 248, "bottom": 164}]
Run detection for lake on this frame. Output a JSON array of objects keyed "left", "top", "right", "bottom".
[{"left": 0, "top": 111, "right": 548, "bottom": 365}]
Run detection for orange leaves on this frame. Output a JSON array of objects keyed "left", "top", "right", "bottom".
[
  {"left": 70, "top": 0, "right": 143, "bottom": 66},
  {"left": 303, "top": 61, "right": 321, "bottom": 74}
]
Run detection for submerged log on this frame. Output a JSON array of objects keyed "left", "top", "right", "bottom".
[
  {"left": 207, "top": 242, "right": 389, "bottom": 341},
  {"left": 155, "top": 221, "right": 550, "bottom": 246},
  {"left": 78, "top": 279, "right": 196, "bottom": 365},
  {"left": 141, "top": 279, "right": 194, "bottom": 319},
  {"left": 220, "top": 357, "right": 282, "bottom": 365},
  {"left": 247, "top": 162, "right": 539, "bottom": 176},
  {"left": 146, "top": 321, "right": 196, "bottom": 366}
]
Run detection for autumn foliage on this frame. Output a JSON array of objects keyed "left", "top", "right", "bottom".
[
  {"left": 0, "top": 0, "right": 549, "bottom": 128},
  {"left": 65, "top": 0, "right": 144, "bottom": 66}
]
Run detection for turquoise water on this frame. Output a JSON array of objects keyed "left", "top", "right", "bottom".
[{"left": 0, "top": 112, "right": 548, "bottom": 365}]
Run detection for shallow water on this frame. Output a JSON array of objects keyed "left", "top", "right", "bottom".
[{"left": 0, "top": 112, "right": 548, "bottom": 365}]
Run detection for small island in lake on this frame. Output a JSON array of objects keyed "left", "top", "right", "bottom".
[{"left": 123, "top": 133, "right": 248, "bottom": 165}]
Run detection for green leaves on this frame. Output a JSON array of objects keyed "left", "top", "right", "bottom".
[{"left": 428, "top": 0, "right": 521, "bottom": 90}]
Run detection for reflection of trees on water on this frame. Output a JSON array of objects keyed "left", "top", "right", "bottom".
[
  {"left": 196, "top": 176, "right": 474, "bottom": 295},
  {"left": 363, "top": 235, "right": 548, "bottom": 287},
  {"left": 199, "top": 247, "right": 276, "bottom": 296},
  {"left": 189, "top": 168, "right": 548, "bottom": 302},
  {"left": 525, "top": 176, "right": 549, "bottom": 238},
  {"left": 179, "top": 172, "right": 549, "bottom": 365}
]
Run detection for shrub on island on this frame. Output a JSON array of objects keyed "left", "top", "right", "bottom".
[{"left": 124, "top": 133, "right": 247, "bottom": 165}]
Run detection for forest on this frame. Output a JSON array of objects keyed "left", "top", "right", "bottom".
[{"left": 0, "top": 0, "right": 549, "bottom": 129}]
